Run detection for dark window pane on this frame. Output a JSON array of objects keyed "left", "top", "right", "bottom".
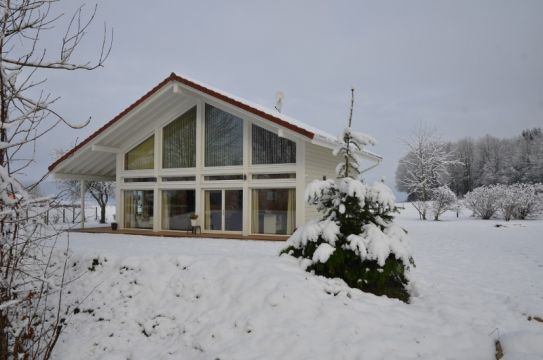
[
  {"left": 204, "top": 190, "right": 222, "bottom": 230},
  {"left": 252, "top": 173, "right": 296, "bottom": 180},
  {"left": 205, "top": 104, "right": 243, "bottom": 167},
  {"left": 252, "top": 125, "right": 296, "bottom": 164},
  {"left": 204, "top": 175, "right": 244, "bottom": 181},
  {"left": 225, "top": 190, "right": 243, "bottom": 231},
  {"left": 163, "top": 107, "right": 196, "bottom": 168},
  {"left": 162, "top": 176, "right": 196, "bottom": 182},
  {"left": 123, "top": 177, "right": 157, "bottom": 183},
  {"left": 161, "top": 190, "right": 195, "bottom": 230}
]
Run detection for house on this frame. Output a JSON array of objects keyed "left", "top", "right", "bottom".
[{"left": 49, "top": 73, "right": 381, "bottom": 237}]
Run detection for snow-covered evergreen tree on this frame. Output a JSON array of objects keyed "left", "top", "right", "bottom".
[{"left": 282, "top": 90, "right": 414, "bottom": 302}]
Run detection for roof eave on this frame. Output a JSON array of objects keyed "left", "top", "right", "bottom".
[{"left": 311, "top": 134, "right": 382, "bottom": 163}]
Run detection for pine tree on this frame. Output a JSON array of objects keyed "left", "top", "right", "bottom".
[{"left": 281, "top": 89, "right": 414, "bottom": 303}]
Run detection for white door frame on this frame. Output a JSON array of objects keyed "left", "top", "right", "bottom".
[{"left": 202, "top": 188, "right": 243, "bottom": 234}]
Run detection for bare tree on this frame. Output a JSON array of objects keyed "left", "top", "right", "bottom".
[
  {"left": 57, "top": 177, "right": 114, "bottom": 223},
  {"left": 396, "top": 125, "right": 458, "bottom": 220},
  {"left": 0, "top": 1, "right": 111, "bottom": 359}
]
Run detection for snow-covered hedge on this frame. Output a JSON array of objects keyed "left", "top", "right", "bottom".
[{"left": 464, "top": 183, "right": 543, "bottom": 220}]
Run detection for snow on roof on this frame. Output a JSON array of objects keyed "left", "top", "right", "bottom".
[
  {"left": 175, "top": 73, "right": 339, "bottom": 143},
  {"left": 170, "top": 73, "right": 381, "bottom": 161},
  {"left": 49, "top": 73, "right": 380, "bottom": 172}
]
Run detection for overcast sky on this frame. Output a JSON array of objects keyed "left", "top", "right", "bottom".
[{"left": 34, "top": 0, "right": 543, "bottom": 197}]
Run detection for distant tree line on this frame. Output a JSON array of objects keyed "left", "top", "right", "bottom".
[{"left": 397, "top": 127, "right": 543, "bottom": 198}]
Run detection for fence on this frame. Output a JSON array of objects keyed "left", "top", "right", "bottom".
[{"left": 32, "top": 205, "right": 105, "bottom": 225}]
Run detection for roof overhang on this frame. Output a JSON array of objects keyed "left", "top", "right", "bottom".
[{"left": 49, "top": 73, "right": 382, "bottom": 178}]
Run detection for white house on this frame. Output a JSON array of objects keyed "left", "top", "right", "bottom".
[{"left": 49, "top": 73, "right": 381, "bottom": 238}]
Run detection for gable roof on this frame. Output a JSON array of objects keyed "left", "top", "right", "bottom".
[{"left": 49, "top": 73, "right": 379, "bottom": 172}]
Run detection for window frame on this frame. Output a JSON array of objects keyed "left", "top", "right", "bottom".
[
  {"left": 161, "top": 106, "right": 197, "bottom": 170},
  {"left": 203, "top": 103, "right": 245, "bottom": 168},
  {"left": 251, "top": 124, "right": 296, "bottom": 165},
  {"left": 123, "top": 134, "right": 155, "bottom": 171}
]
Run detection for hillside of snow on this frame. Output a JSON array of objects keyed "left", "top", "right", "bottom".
[{"left": 53, "top": 207, "right": 543, "bottom": 360}]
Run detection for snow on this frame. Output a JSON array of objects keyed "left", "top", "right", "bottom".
[
  {"left": 178, "top": 74, "right": 335, "bottom": 142},
  {"left": 312, "top": 243, "right": 336, "bottom": 263},
  {"left": 358, "top": 223, "right": 411, "bottom": 266},
  {"left": 320, "top": 220, "right": 340, "bottom": 244},
  {"left": 338, "top": 177, "right": 368, "bottom": 201},
  {"left": 368, "top": 180, "right": 396, "bottom": 209},
  {"left": 52, "top": 206, "right": 543, "bottom": 359}
]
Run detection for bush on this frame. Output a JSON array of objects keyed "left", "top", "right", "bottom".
[
  {"left": 465, "top": 183, "right": 543, "bottom": 220},
  {"left": 495, "top": 184, "right": 519, "bottom": 221},
  {"left": 513, "top": 183, "right": 543, "bottom": 219},
  {"left": 430, "top": 185, "right": 457, "bottom": 220},
  {"left": 464, "top": 185, "right": 501, "bottom": 219}
]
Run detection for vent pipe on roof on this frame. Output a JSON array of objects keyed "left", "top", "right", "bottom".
[{"left": 274, "top": 91, "right": 284, "bottom": 113}]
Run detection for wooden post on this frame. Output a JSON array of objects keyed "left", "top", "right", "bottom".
[
  {"left": 95, "top": 207, "right": 98, "bottom": 221},
  {"left": 63, "top": 208, "right": 65, "bottom": 223},
  {"left": 80, "top": 180, "right": 86, "bottom": 228}
]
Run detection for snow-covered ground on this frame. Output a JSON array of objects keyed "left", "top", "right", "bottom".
[{"left": 52, "top": 206, "right": 543, "bottom": 360}]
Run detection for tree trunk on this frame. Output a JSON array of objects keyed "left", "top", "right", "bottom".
[
  {"left": 0, "top": 312, "right": 8, "bottom": 360},
  {"left": 100, "top": 205, "right": 106, "bottom": 224}
]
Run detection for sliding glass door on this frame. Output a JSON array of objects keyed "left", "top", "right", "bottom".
[{"left": 204, "top": 189, "right": 243, "bottom": 232}]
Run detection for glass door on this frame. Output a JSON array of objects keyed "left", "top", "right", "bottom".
[
  {"left": 204, "top": 190, "right": 222, "bottom": 231},
  {"left": 225, "top": 190, "right": 243, "bottom": 231},
  {"left": 204, "top": 189, "right": 243, "bottom": 232}
]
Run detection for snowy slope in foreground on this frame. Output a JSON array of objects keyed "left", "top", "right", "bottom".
[{"left": 53, "top": 209, "right": 543, "bottom": 360}]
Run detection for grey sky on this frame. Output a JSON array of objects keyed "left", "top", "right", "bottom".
[{"left": 35, "top": 0, "right": 543, "bottom": 197}]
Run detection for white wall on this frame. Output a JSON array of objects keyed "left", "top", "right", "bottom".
[{"left": 304, "top": 142, "right": 338, "bottom": 222}]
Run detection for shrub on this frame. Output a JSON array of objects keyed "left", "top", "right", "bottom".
[
  {"left": 430, "top": 185, "right": 457, "bottom": 220},
  {"left": 495, "top": 184, "right": 519, "bottom": 221},
  {"left": 465, "top": 183, "right": 543, "bottom": 220},
  {"left": 513, "top": 183, "right": 543, "bottom": 219},
  {"left": 464, "top": 185, "right": 501, "bottom": 219}
]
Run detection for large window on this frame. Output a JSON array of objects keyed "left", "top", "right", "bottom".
[
  {"left": 205, "top": 104, "right": 243, "bottom": 167},
  {"left": 251, "top": 188, "right": 295, "bottom": 235},
  {"left": 125, "top": 135, "right": 155, "bottom": 170},
  {"left": 252, "top": 125, "right": 296, "bottom": 164},
  {"left": 124, "top": 190, "right": 154, "bottom": 229},
  {"left": 162, "top": 107, "right": 196, "bottom": 168},
  {"left": 161, "top": 190, "right": 195, "bottom": 230}
]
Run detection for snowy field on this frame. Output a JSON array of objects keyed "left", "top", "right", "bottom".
[{"left": 52, "top": 206, "right": 543, "bottom": 360}]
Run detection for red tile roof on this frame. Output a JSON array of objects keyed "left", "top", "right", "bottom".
[{"left": 48, "top": 73, "right": 318, "bottom": 172}]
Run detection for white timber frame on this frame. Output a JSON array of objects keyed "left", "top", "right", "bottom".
[
  {"left": 51, "top": 77, "right": 382, "bottom": 237},
  {"left": 116, "top": 91, "right": 304, "bottom": 237}
]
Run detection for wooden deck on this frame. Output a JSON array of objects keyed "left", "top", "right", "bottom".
[{"left": 69, "top": 227, "right": 289, "bottom": 241}]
